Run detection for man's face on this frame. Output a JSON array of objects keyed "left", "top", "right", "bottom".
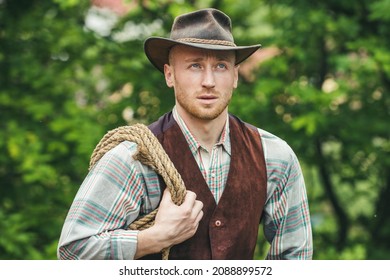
[{"left": 164, "top": 45, "right": 239, "bottom": 122}]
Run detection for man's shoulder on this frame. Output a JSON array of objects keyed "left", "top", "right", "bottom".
[
  {"left": 95, "top": 140, "right": 138, "bottom": 167},
  {"left": 257, "top": 128, "right": 285, "bottom": 143},
  {"left": 148, "top": 111, "right": 175, "bottom": 136},
  {"left": 256, "top": 127, "right": 298, "bottom": 163}
]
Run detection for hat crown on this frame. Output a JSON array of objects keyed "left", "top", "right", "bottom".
[
  {"left": 143, "top": 8, "right": 261, "bottom": 73},
  {"left": 170, "top": 9, "right": 235, "bottom": 45}
]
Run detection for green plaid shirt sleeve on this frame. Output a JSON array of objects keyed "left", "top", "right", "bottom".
[
  {"left": 57, "top": 141, "right": 161, "bottom": 259},
  {"left": 259, "top": 128, "right": 313, "bottom": 259}
]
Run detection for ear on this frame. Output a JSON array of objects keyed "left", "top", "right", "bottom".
[
  {"left": 233, "top": 65, "right": 239, "bottom": 89},
  {"left": 164, "top": 64, "right": 174, "bottom": 88}
]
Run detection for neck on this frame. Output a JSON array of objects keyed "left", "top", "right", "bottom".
[{"left": 177, "top": 109, "right": 227, "bottom": 152}]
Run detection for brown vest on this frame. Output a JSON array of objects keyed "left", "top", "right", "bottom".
[{"left": 145, "top": 112, "right": 267, "bottom": 259}]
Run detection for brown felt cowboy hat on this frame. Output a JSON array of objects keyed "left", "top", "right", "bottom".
[{"left": 144, "top": 8, "right": 262, "bottom": 73}]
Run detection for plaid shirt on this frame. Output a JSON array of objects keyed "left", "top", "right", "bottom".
[
  {"left": 58, "top": 107, "right": 313, "bottom": 260},
  {"left": 173, "top": 109, "right": 231, "bottom": 203}
]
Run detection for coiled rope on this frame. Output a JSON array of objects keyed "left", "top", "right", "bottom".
[{"left": 89, "top": 123, "right": 187, "bottom": 260}]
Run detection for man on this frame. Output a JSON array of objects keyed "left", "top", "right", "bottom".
[{"left": 58, "top": 8, "right": 312, "bottom": 260}]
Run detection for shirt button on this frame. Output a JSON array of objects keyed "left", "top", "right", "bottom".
[
  {"left": 211, "top": 172, "right": 216, "bottom": 178},
  {"left": 215, "top": 220, "right": 222, "bottom": 227}
]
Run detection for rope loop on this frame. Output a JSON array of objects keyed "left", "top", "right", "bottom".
[{"left": 89, "top": 124, "right": 187, "bottom": 260}]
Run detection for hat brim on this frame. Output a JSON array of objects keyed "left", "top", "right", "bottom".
[{"left": 144, "top": 37, "right": 261, "bottom": 73}]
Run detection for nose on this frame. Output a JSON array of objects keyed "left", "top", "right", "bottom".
[{"left": 201, "top": 67, "right": 216, "bottom": 89}]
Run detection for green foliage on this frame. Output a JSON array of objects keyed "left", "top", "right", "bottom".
[{"left": 1, "top": 0, "right": 389, "bottom": 260}]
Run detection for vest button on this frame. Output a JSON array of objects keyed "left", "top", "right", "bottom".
[{"left": 215, "top": 220, "right": 222, "bottom": 227}]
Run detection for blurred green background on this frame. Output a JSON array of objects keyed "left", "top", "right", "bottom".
[{"left": 0, "top": 0, "right": 389, "bottom": 260}]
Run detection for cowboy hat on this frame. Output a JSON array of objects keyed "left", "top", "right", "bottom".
[{"left": 144, "top": 8, "right": 262, "bottom": 73}]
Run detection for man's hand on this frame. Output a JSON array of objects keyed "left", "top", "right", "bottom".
[{"left": 135, "top": 189, "right": 203, "bottom": 258}]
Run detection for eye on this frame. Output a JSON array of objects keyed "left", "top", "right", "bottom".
[
  {"left": 190, "top": 63, "right": 201, "bottom": 69},
  {"left": 216, "top": 63, "right": 227, "bottom": 69}
]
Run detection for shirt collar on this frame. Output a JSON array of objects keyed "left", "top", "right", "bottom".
[{"left": 172, "top": 106, "right": 231, "bottom": 156}]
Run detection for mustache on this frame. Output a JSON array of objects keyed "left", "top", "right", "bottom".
[{"left": 196, "top": 89, "right": 219, "bottom": 95}]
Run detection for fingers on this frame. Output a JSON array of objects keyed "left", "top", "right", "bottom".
[
  {"left": 193, "top": 200, "right": 204, "bottom": 224},
  {"left": 153, "top": 189, "right": 204, "bottom": 247},
  {"left": 159, "top": 188, "right": 203, "bottom": 222},
  {"left": 158, "top": 188, "right": 203, "bottom": 225},
  {"left": 180, "top": 190, "right": 197, "bottom": 207},
  {"left": 161, "top": 188, "right": 199, "bottom": 208},
  {"left": 160, "top": 188, "right": 173, "bottom": 204},
  {"left": 184, "top": 192, "right": 203, "bottom": 231}
]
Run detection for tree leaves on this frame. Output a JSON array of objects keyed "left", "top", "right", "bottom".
[{"left": 1, "top": 0, "right": 389, "bottom": 259}]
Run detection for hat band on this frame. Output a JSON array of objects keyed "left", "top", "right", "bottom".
[{"left": 177, "top": 38, "right": 236, "bottom": 47}]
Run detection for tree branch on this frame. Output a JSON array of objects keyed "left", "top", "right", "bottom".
[{"left": 315, "top": 138, "right": 349, "bottom": 250}]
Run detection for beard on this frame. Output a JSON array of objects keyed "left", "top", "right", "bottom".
[{"left": 175, "top": 89, "right": 233, "bottom": 121}]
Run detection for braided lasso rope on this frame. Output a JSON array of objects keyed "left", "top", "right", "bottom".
[{"left": 89, "top": 123, "right": 187, "bottom": 260}]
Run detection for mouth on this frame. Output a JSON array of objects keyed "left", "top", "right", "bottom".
[{"left": 197, "top": 94, "right": 218, "bottom": 104}]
